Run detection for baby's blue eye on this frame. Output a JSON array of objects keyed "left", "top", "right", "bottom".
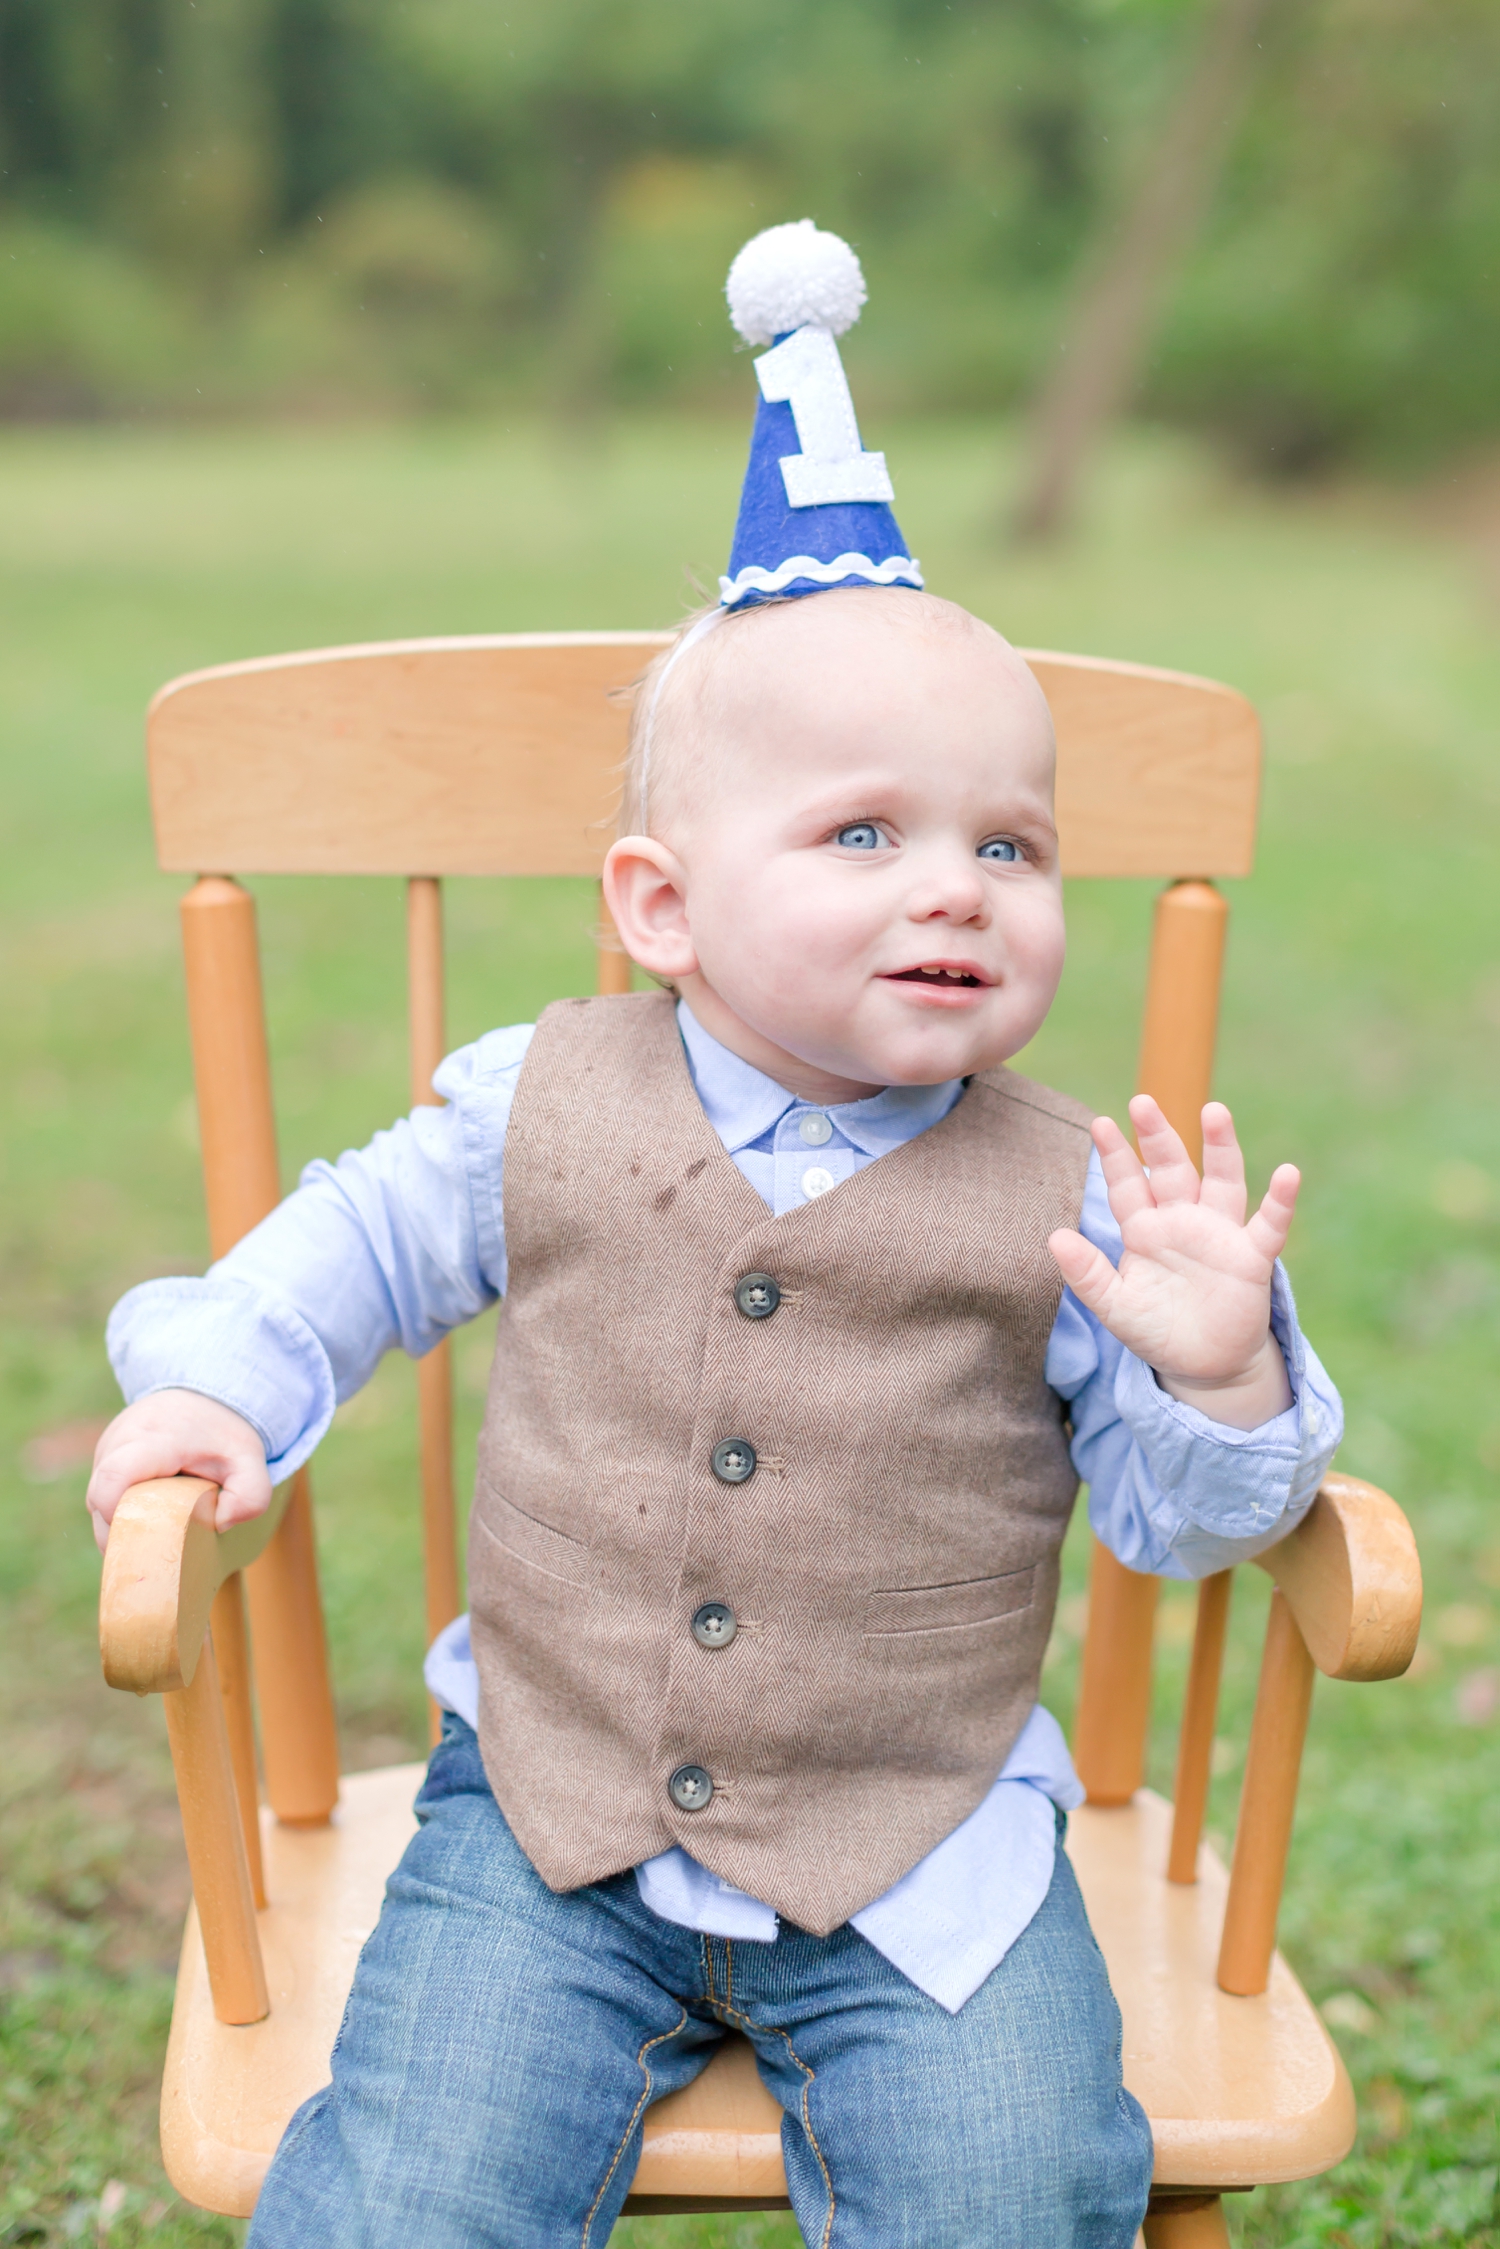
[
  {"left": 837, "top": 823, "right": 884, "bottom": 850},
  {"left": 978, "top": 838, "right": 1019, "bottom": 863}
]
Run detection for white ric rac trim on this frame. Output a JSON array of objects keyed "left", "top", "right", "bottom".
[{"left": 719, "top": 552, "right": 923, "bottom": 605}]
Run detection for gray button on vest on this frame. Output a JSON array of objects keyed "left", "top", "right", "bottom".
[
  {"left": 734, "top": 1272, "right": 780, "bottom": 1320},
  {"left": 669, "top": 1764, "right": 713, "bottom": 1812},
  {"left": 711, "top": 1438, "right": 756, "bottom": 1484},
  {"left": 692, "top": 1602, "right": 737, "bottom": 1648}
]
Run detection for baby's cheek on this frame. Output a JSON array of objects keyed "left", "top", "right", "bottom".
[
  {"left": 1004, "top": 894, "right": 1067, "bottom": 1005},
  {"left": 748, "top": 869, "right": 862, "bottom": 963},
  {"left": 1016, "top": 879, "right": 1067, "bottom": 956}
]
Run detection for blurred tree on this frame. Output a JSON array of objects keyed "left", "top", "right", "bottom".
[
  {"left": 384, "top": 0, "right": 756, "bottom": 411},
  {"left": 1153, "top": 0, "right": 1500, "bottom": 472},
  {"left": 1013, "top": 0, "right": 1274, "bottom": 539},
  {"left": 0, "top": 0, "right": 1494, "bottom": 469},
  {"left": 122, "top": 0, "right": 277, "bottom": 290},
  {"left": 0, "top": 0, "right": 166, "bottom": 223}
]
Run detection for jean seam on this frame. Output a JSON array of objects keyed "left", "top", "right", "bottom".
[
  {"left": 262, "top": 2082, "right": 330, "bottom": 2181},
  {"left": 579, "top": 2007, "right": 689, "bottom": 2249},
  {"left": 712, "top": 1999, "right": 835, "bottom": 2249}
]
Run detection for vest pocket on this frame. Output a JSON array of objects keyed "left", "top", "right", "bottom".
[
  {"left": 862, "top": 1566, "right": 1035, "bottom": 1636},
  {"left": 474, "top": 1491, "right": 593, "bottom": 1587}
]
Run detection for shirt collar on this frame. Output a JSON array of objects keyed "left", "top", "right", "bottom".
[{"left": 676, "top": 1000, "right": 964, "bottom": 1159}]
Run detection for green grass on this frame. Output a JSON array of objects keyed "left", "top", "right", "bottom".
[{"left": 1, "top": 416, "right": 1498, "bottom": 2248}]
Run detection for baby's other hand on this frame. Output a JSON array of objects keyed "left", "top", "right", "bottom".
[
  {"left": 1047, "top": 1097, "right": 1298, "bottom": 1431},
  {"left": 86, "top": 1390, "right": 272, "bottom": 1554}
]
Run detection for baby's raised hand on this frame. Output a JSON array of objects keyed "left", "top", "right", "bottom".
[{"left": 1047, "top": 1097, "right": 1297, "bottom": 1431}]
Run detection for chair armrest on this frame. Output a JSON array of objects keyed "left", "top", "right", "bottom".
[
  {"left": 99, "top": 1475, "right": 292, "bottom": 1695},
  {"left": 1254, "top": 1472, "right": 1421, "bottom": 1681}
]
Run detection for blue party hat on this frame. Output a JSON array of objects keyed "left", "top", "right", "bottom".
[{"left": 719, "top": 221, "right": 922, "bottom": 611}]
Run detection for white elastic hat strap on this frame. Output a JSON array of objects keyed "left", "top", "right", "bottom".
[{"left": 637, "top": 608, "right": 725, "bottom": 835}]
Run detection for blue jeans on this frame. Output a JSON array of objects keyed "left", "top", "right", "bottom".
[{"left": 249, "top": 1717, "right": 1151, "bottom": 2249}]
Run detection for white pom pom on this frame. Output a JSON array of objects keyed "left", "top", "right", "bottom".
[{"left": 725, "top": 220, "right": 867, "bottom": 346}]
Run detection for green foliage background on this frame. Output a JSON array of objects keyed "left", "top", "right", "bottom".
[
  {"left": 1, "top": 1, "right": 1498, "bottom": 2239},
  {"left": 1, "top": 0, "right": 1497, "bottom": 469},
  {"left": 1, "top": 416, "right": 1499, "bottom": 2243}
]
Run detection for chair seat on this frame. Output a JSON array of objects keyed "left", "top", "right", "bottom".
[
  {"left": 160, "top": 1775, "right": 1353, "bottom": 2218},
  {"left": 1066, "top": 1794, "right": 1353, "bottom": 2188}
]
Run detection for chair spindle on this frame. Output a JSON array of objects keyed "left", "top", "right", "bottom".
[
  {"left": 210, "top": 1573, "right": 265, "bottom": 1906},
  {"left": 1167, "top": 1571, "right": 1232, "bottom": 1883},
  {"left": 407, "top": 879, "right": 461, "bottom": 1734},
  {"left": 1074, "top": 1544, "right": 1159, "bottom": 1803},
  {"left": 181, "top": 877, "right": 281, "bottom": 1244},
  {"left": 181, "top": 877, "right": 340, "bottom": 1828},
  {"left": 242, "top": 1469, "right": 340, "bottom": 1822},
  {"left": 1073, "top": 880, "right": 1231, "bottom": 1805},
  {"left": 162, "top": 1631, "right": 269, "bottom": 2025},
  {"left": 1136, "top": 879, "right": 1229, "bottom": 1171},
  {"left": 1217, "top": 1588, "right": 1316, "bottom": 1995}
]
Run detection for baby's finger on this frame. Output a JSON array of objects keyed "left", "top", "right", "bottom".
[
  {"left": 84, "top": 1433, "right": 152, "bottom": 1526},
  {"left": 1048, "top": 1226, "right": 1125, "bottom": 1322},
  {"left": 85, "top": 1438, "right": 173, "bottom": 1547},
  {"left": 1198, "top": 1101, "right": 1248, "bottom": 1222},
  {"left": 214, "top": 1462, "right": 274, "bottom": 1531},
  {"left": 1090, "top": 1115, "right": 1155, "bottom": 1222},
  {"left": 1128, "top": 1095, "right": 1199, "bottom": 1204},
  {"left": 1244, "top": 1163, "right": 1301, "bottom": 1264}
]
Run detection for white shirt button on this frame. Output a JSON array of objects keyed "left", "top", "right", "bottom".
[
  {"left": 799, "top": 1112, "right": 833, "bottom": 1146},
  {"left": 801, "top": 1166, "right": 836, "bottom": 1200}
]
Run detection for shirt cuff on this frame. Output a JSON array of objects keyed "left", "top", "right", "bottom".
[
  {"left": 106, "top": 1275, "right": 338, "bottom": 1485},
  {"left": 1108, "top": 1261, "right": 1344, "bottom": 1565}
]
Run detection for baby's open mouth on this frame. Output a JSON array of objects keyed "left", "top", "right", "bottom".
[{"left": 886, "top": 964, "right": 986, "bottom": 988}]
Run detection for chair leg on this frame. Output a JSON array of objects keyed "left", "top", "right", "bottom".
[
  {"left": 163, "top": 1632, "right": 269, "bottom": 2025},
  {"left": 1143, "top": 2194, "right": 1231, "bottom": 2249}
]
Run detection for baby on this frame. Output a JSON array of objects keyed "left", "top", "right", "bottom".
[
  {"left": 89, "top": 229, "right": 1342, "bottom": 2248},
  {"left": 89, "top": 587, "right": 1340, "bottom": 2249}
]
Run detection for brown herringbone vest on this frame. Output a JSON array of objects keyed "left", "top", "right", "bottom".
[{"left": 469, "top": 992, "right": 1094, "bottom": 1934}]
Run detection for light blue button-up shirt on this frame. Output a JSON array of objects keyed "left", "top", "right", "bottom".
[{"left": 108, "top": 1002, "right": 1342, "bottom": 2012}]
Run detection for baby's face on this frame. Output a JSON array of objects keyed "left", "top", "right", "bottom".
[{"left": 608, "top": 593, "right": 1066, "bottom": 1097}]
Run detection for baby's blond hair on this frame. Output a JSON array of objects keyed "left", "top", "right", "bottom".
[{"left": 618, "top": 600, "right": 760, "bottom": 839}]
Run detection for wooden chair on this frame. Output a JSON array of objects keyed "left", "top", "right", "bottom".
[{"left": 99, "top": 634, "right": 1422, "bottom": 2249}]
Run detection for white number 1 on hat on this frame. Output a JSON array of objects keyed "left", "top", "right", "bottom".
[{"left": 754, "top": 326, "right": 897, "bottom": 511}]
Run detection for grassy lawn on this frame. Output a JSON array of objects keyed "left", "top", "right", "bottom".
[{"left": 1, "top": 414, "right": 1497, "bottom": 2248}]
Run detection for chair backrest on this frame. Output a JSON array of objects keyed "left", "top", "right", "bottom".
[
  {"left": 147, "top": 630, "right": 1299, "bottom": 1992},
  {"left": 149, "top": 633, "right": 1259, "bottom": 881}
]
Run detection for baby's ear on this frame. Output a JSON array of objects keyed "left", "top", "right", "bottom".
[{"left": 601, "top": 837, "right": 698, "bottom": 982}]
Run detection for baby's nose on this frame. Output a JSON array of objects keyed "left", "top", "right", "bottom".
[{"left": 911, "top": 859, "right": 989, "bottom": 919}]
